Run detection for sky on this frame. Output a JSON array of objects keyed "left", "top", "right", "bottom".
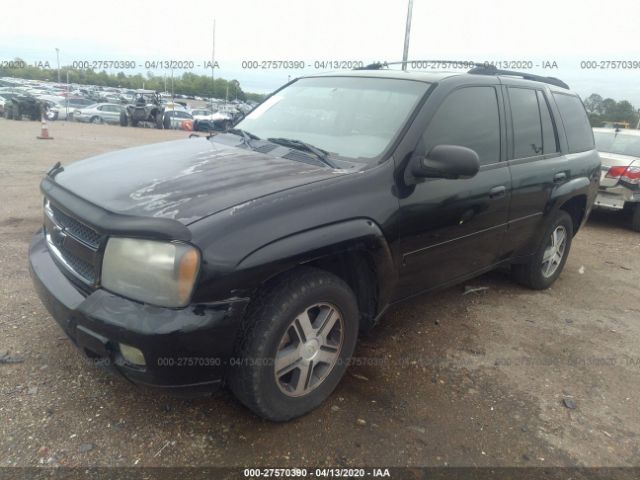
[{"left": 2, "top": 0, "right": 640, "bottom": 103}]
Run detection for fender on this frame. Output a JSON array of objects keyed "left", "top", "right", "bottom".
[
  {"left": 549, "top": 176, "right": 591, "bottom": 207},
  {"left": 237, "top": 218, "right": 398, "bottom": 311},
  {"left": 525, "top": 176, "right": 592, "bottom": 250}
]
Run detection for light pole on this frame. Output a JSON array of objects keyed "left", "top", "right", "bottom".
[
  {"left": 55, "top": 48, "right": 60, "bottom": 83},
  {"left": 402, "top": 0, "right": 413, "bottom": 70}
]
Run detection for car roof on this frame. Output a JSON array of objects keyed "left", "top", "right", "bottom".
[
  {"left": 304, "top": 68, "right": 572, "bottom": 91},
  {"left": 593, "top": 127, "right": 640, "bottom": 136},
  {"left": 306, "top": 69, "right": 457, "bottom": 83}
]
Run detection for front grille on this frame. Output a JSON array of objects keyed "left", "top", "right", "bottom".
[
  {"left": 44, "top": 199, "right": 103, "bottom": 286},
  {"left": 59, "top": 245, "right": 97, "bottom": 283},
  {"left": 50, "top": 204, "right": 101, "bottom": 248}
]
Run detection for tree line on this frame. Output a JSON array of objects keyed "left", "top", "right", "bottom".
[
  {"left": 583, "top": 94, "right": 639, "bottom": 128},
  {"left": 0, "top": 59, "right": 266, "bottom": 103}
]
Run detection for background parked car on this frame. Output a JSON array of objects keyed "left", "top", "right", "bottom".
[
  {"left": 593, "top": 127, "right": 640, "bottom": 231},
  {"left": 191, "top": 108, "right": 233, "bottom": 132},
  {"left": 73, "top": 103, "right": 124, "bottom": 124},
  {"left": 163, "top": 109, "right": 193, "bottom": 129}
]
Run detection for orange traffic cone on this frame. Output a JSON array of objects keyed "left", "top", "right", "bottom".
[{"left": 37, "top": 115, "right": 53, "bottom": 140}]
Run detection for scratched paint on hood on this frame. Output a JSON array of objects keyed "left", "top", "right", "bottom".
[{"left": 53, "top": 138, "right": 348, "bottom": 224}]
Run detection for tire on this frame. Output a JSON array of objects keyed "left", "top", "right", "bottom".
[
  {"left": 119, "top": 111, "right": 128, "bottom": 127},
  {"left": 13, "top": 105, "right": 21, "bottom": 120},
  {"left": 631, "top": 204, "right": 640, "bottom": 232},
  {"left": 229, "top": 267, "right": 359, "bottom": 421},
  {"left": 512, "top": 210, "right": 574, "bottom": 290},
  {"left": 155, "top": 112, "right": 163, "bottom": 129},
  {"left": 90, "top": 116, "right": 102, "bottom": 124},
  {"left": 163, "top": 114, "right": 171, "bottom": 130}
]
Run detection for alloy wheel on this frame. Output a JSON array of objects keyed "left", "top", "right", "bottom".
[
  {"left": 274, "top": 302, "right": 344, "bottom": 397},
  {"left": 541, "top": 225, "right": 567, "bottom": 278}
]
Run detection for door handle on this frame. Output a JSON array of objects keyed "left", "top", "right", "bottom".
[
  {"left": 489, "top": 185, "right": 506, "bottom": 199},
  {"left": 553, "top": 172, "right": 567, "bottom": 183}
]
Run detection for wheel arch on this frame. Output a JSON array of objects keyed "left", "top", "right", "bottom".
[
  {"left": 236, "top": 219, "right": 397, "bottom": 332},
  {"left": 558, "top": 194, "right": 587, "bottom": 236}
]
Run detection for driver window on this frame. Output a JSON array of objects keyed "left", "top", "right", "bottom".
[{"left": 422, "top": 87, "right": 501, "bottom": 165}]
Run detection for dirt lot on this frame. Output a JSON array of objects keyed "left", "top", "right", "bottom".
[{"left": 1, "top": 118, "right": 639, "bottom": 469}]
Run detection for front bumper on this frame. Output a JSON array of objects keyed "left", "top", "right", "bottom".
[{"left": 28, "top": 231, "right": 249, "bottom": 395}]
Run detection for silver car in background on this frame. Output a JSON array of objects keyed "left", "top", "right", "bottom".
[
  {"left": 163, "top": 109, "right": 193, "bottom": 129},
  {"left": 73, "top": 103, "right": 124, "bottom": 124},
  {"left": 593, "top": 127, "right": 640, "bottom": 231}
]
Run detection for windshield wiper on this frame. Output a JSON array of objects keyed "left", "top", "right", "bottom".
[
  {"left": 228, "top": 128, "right": 260, "bottom": 150},
  {"left": 267, "top": 137, "right": 337, "bottom": 168}
]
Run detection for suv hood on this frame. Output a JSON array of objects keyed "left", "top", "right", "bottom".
[{"left": 53, "top": 138, "right": 347, "bottom": 224}]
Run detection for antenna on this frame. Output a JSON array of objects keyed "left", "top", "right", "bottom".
[{"left": 401, "top": 0, "right": 414, "bottom": 71}]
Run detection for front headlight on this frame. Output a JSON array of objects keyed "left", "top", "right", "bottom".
[{"left": 101, "top": 238, "right": 200, "bottom": 308}]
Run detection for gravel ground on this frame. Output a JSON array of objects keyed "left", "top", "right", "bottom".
[{"left": 1, "top": 118, "right": 639, "bottom": 468}]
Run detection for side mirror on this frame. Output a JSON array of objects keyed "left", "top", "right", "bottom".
[{"left": 412, "top": 144, "right": 480, "bottom": 180}]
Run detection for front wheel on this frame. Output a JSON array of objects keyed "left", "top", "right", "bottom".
[
  {"left": 512, "top": 210, "right": 574, "bottom": 289},
  {"left": 90, "top": 116, "right": 102, "bottom": 124},
  {"left": 119, "top": 111, "right": 128, "bottom": 126},
  {"left": 229, "top": 267, "right": 359, "bottom": 421}
]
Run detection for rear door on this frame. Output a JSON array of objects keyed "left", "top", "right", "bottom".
[{"left": 499, "top": 82, "right": 568, "bottom": 258}]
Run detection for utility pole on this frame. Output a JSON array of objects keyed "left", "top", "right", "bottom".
[
  {"left": 55, "top": 48, "right": 60, "bottom": 83},
  {"left": 402, "top": 0, "right": 413, "bottom": 71},
  {"left": 211, "top": 19, "right": 216, "bottom": 103}
]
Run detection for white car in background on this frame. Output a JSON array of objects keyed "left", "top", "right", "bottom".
[
  {"left": 190, "top": 108, "right": 230, "bottom": 122},
  {"left": 593, "top": 127, "right": 640, "bottom": 231}
]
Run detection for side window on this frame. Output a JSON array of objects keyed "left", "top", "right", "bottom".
[
  {"left": 423, "top": 87, "right": 501, "bottom": 165},
  {"left": 537, "top": 91, "right": 559, "bottom": 154},
  {"left": 552, "top": 93, "right": 595, "bottom": 153},
  {"left": 509, "top": 87, "right": 542, "bottom": 158}
]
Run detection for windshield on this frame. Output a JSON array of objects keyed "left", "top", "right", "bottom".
[
  {"left": 594, "top": 130, "right": 640, "bottom": 157},
  {"left": 235, "top": 77, "right": 429, "bottom": 161}
]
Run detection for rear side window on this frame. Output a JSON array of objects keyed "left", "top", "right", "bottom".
[
  {"left": 552, "top": 93, "right": 595, "bottom": 153},
  {"left": 509, "top": 88, "right": 543, "bottom": 158},
  {"left": 537, "top": 91, "right": 559, "bottom": 154},
  {"left": 423, "top": 86, "right": 501, "bottom": 165}
]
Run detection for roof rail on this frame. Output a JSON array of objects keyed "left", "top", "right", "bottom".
[
  {"left": 467, "top": 64, "right": 569, "bottom": 89},
  {"left": 353, "top": 60, "right": 570, "bottom": 89}
]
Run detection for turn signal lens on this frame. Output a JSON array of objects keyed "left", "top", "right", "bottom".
[{"left": 178, "top": 248, "right": 200, "bottom": 304}]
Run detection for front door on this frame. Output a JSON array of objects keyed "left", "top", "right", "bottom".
[{"left": 396, "top": 85, "right": 511, "bottom": 299}]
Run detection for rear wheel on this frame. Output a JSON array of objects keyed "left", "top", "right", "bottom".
[
  {"left": 163, "top": 114, "right": 171, "bottom": 130},
  {"left": 155, "top": 112, "right": 163, "bottom": 129},
  {"left": 119, "top": 111, "right": 128, "bottom": 127},
  {"left": 631, "top": 204, "right": 640, "bottom": 232},
  {"left": 229, "top": 267, "right": 359, "bottom": 421},
  {"left": 512, "top": 210, "right": 573, "bottom": 289}
]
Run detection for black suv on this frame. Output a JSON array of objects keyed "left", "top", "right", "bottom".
[{"left": 29, "top": 66, "right": 600, "bottom": 421}]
